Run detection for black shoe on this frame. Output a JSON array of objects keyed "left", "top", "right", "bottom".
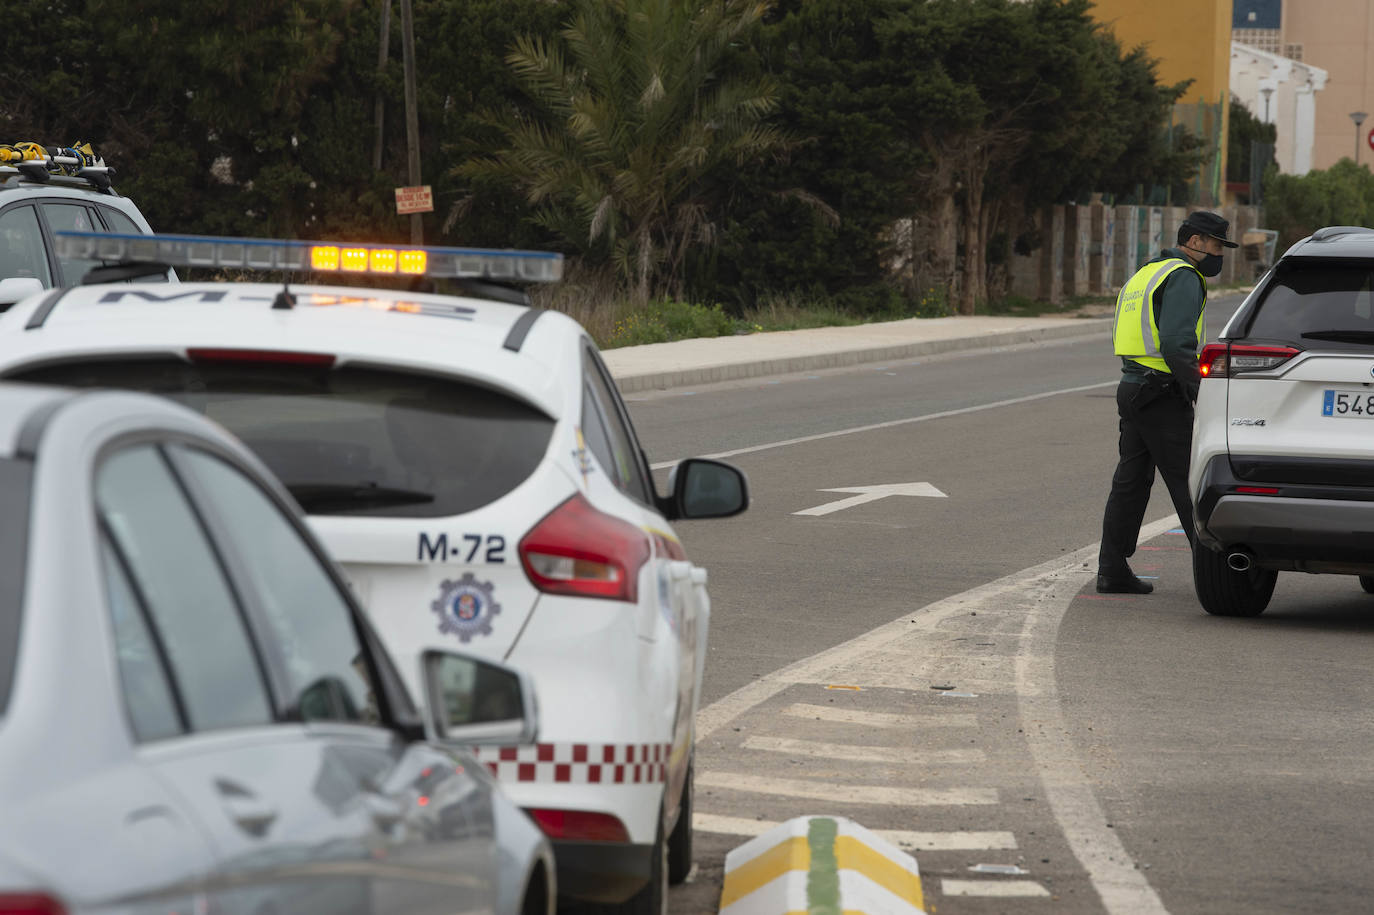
[{"left": 1096, "top": 574, "right": 1153, "bottom": 594}]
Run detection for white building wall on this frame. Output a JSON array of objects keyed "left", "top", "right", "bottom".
[
  {"left": 1294, "top": 83, "right": 1319, "bottom": 174},
  {"left": 1230, "top": 42, "right": 1329, "bottom": 174}
]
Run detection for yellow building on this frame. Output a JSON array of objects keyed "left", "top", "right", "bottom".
[{"left": 1089, "top": 0, "right": 1233, "bottom": 204}]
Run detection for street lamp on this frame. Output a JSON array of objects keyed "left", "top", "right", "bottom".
[
  {"left": 1352, "top": 111, "right": 1368, "bottom": 165},
  {"left": 1260, "top": 86, "right": 1274, "bottom": 123}
]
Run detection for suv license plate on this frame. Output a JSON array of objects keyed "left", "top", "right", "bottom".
[{"left": 1322, "top": 390, "right": 1374, "bottom": 418}]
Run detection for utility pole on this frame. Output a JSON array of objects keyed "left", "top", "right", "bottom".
[
  {"left": 400, "top": 0, "right": 423, "bottom": 244},
  {"left": 372, "top": 0, "right": 391, "bottom": 173}
]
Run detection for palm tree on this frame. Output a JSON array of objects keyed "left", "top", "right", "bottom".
[{"left": 460, "top": 0, "right": 785, "bottom": 301}]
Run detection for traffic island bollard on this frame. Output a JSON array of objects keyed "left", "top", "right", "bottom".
[{"left": 718, "top": 815, "right": 926, "bottom": 914}]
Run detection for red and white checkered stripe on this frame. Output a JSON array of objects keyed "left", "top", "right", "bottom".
[{"left": 471, "top": 743, "right": 673, "bottom": 784}]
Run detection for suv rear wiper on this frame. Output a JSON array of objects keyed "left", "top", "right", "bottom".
[
  {"left": 287, "top": 482, "right": 435, "bottom": 512},
  {"left": 1299, "top": 329, "right": 1374, "bottom": 343}
]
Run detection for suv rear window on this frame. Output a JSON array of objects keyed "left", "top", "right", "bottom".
[
  {"left": 1242, "top": 260, "right": 1374, "bottom": 349},
  {"left": 13, "top": 360, "right": 554, "bottom": 518},
  {"left": 0, "top": 457, "right": 33, "bottom": 716}
]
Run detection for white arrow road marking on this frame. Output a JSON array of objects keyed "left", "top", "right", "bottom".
[{"left": 794, "top": 481, "right": 947, "bottom": 516}]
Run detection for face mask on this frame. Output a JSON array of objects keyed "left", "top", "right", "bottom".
[{"left": 1183, "top": 244, "right": 1223, "bottom": 277}]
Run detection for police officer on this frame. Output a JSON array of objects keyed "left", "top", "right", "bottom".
[{"left": 1097, "top": 210, "right": 1236, "bottom": 594}]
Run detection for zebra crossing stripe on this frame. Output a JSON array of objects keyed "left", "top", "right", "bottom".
[
  {"left": 743, "top": 735, "right": 985, "bottom": 765},
  {"left": 718, "top": 816, "right": 926, "bottom": 915},
  {"left": 697, "top": 771, "right": 997, "bottom": 806},
  {"left": 941, "top": 879, "right": 1051, "bottom": 897},
  {"left": 694, "top": 813, "right": 1018, "bottom": 851},
  {"left": 782, "top": 703, "right": 977, "bottom": 728}
]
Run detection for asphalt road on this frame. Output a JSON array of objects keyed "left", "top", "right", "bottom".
[{"left": 615, "top": 293, "right": 1374, "bottom": 913}]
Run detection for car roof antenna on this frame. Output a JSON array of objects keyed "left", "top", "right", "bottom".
[{"left": 272, "top": 271, "right": 296, "bottom": 309}]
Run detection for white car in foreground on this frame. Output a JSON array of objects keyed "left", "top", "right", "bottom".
[
  {"left": 0, "top": 383, "right": 553, "bottom": 915},
  {"left": 1191, "top": 225, "right": 1374, "bottom": 616},
  {"left": 0, "top": 231, "right": 749, "bottom": 912}
]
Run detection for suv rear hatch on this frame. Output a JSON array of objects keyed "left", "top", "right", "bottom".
[{"left": 1221, "top": 259, "right": 1374, "bottom": 472}]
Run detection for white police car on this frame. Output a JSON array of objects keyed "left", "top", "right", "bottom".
[
  {"left": 1191, "top": 225, "right": 1374, "bottom": 616},
  {"left": 0, "top": 142, "right": 167, "bottom": 308},
  {"left": 0, "top": 231, "right": 749, "bottom": 912}
]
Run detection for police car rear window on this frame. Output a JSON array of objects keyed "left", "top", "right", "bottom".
[
  {"left": 1243, "top": 260, "right": 1374, "bottom": 349},
  {"left": 12, "top": 360, "right": 555, "bottom": 518},
  {"left": 0, "top": 457, "right": 33, "bottom": 717}
]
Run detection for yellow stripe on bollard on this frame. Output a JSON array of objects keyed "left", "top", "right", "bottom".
[
  {"left": 835, "top": 835, "right": 924, "bottom": 910},
  {"left": 719, "top": 835, "right": 811, "bottom": 908}
]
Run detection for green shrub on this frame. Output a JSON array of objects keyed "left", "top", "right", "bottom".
[{"left": 606, "top": 299, "right": 738, "bottom": 348}]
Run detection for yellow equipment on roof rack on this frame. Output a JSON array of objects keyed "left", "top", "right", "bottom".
[
  {"left": 0, "top": 141, "right": 112, "bottom": 189},
  {"left": 0, "top": 141, "right": 101, "bottom": 173}
]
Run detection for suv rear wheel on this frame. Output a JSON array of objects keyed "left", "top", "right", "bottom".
[
  {"left": 1193, "top": 547, "right": 1278, "bottom": 617},
  {"left": 1359, "top": 575, "right": 1374, "bottom": 595}
]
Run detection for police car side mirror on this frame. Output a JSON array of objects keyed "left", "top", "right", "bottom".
[
  {"left": 0, "top": 277, "right": 43, "bottom": 308},
  {"left": 666, "top": 458, "right": 749, "bottom": 520},
  {"left": 420, "top": 650, "right": 539, "bottom": 746}
]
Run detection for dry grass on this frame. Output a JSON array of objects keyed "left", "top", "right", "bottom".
[{"left": 528, "top": 262, "right": 633, "bottom": 346}]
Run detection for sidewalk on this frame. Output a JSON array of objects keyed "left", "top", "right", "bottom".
[{"left": 601, "top": 312, "right": 1113, "bottom": 392}]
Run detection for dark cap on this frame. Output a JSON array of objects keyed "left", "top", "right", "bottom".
[{"left": 1182, "top": 210, "right": 1239, "bottom": 248}]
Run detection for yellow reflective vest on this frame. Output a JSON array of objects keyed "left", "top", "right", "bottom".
[{"left": 1112, "top": 257, "right": 1206, "bottom": 373}]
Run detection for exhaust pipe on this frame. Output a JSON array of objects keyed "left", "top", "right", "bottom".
[{"left": 1227, "top": 551, "right": 1253, "bottom": 572}]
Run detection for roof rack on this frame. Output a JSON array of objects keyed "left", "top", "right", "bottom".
[
  {"left": 0, "top": 141, "right": 114, "bottom": 192},
  {"left": 1309, "top": 226, "right": 1374, "bottom": 242}
]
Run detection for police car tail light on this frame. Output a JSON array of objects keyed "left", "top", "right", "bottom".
[
  {"left": 526, "top": 808, "right": 630, "bottom": 843},
  {"left": 0, "top": 893, "right": 67, "bottom": 915},
  {"left": 519, "top": 494, "right": 651, "bottom": 603},
  {"left": 1199, "top": 343, "right": 1299, "bottom": 377}
]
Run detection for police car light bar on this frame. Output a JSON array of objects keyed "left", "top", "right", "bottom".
[{"left": 54, "top": 231, "right": 564, "bottom": 283}]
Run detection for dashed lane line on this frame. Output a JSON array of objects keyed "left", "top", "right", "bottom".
[
  {"left": 694, "top": 813, "right": 1017, "bottom": 851},
  {"left": 694, "top": 514, "right": 1180, "bottom": 915},
  {"left": 649, "top": 380, "right": 1113, "bottom": 470},
  {"left": 696, "top": 771, "right": 998, "bottom": 807},
  {"left": 742, "top": 735, "right": 985, "bottom": 766},
  {"left": 781, "top": 703, "right": 977, "bottom": 729}
]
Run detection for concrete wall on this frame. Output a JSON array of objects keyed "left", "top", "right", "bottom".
[{"left": 1008, "top": 203, "right": 1264, "bottom": 302}]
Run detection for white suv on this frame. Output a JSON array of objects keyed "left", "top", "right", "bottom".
[
  {"left": 1190, "top": 225, "right": 1374, "bottom": 616},
  {"left": 0, "top": 142, "right": 165, "bottom": 307}
]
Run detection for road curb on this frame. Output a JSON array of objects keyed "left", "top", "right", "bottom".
[
  {"left": 718, "top": 815, "right": 926, "bottom": 915},
  {"left": 611, "top": 319, "right": 1112, "bottom": 393}
]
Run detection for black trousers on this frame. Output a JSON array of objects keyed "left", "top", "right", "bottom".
[{"left": 1098, "top": 379, "right": 1196, "bottom": 578}]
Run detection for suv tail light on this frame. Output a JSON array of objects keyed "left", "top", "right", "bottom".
[
  {"left": 519, "top": 494, "right": 651, "bottom": 602},
  {"left": 0, "top": 894, "right": 66, "bottom": 915},
  {"left": 526, "top": 808, "right": 630, "bottom": 843},
  {"left": 1199, "top": 343, "right": 1300, "bottom": 377}
]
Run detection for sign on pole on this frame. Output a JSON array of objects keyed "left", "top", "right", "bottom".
[
  {"left": 1367, "top": 127, "right": 1374, "bottom": 152},
  {"left": 394, "top": 185, "right": 433, "bottom": 215}
]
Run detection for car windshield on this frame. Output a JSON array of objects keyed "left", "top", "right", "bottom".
[
  {"left": 0, "top": 456, "right": 33, "bottom": 717},
  {"left": 1242, "top": 260, "right": 1374, "bottom": 348},
  {"left": 12, "top": 360, "right": 555, "bottom": 518}
]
